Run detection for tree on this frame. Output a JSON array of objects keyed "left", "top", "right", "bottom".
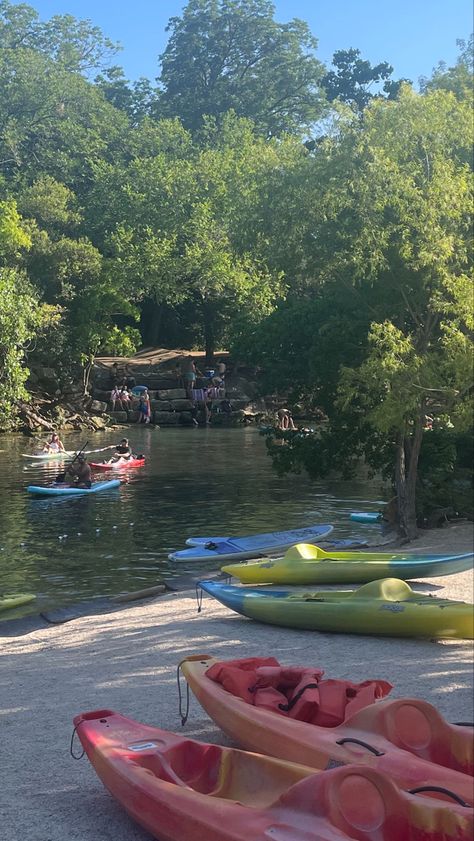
[
  {"left": 321, "top": 48, "right": 411, "bottom": 110},
  {"left": 421, "top": 35, "right": 473, "bottom": 101},
  {"left": 158, "top": 0, "right": 325, "bottom": 136},
  {"left": 250, "top": 87, "right": 473, "bottom": 537}
]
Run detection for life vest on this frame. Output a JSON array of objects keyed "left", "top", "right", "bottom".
[{"left": 206, "top": 657, "right": 392, "bottom": 727}]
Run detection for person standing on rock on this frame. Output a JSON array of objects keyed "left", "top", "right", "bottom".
[
  {"left": 182, "top": 357, "right": 199, "bottom": 399},
  {"left": 136, "top": 389, "right": 151, "bottom": 424}
]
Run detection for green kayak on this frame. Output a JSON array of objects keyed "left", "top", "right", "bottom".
[{"left": 0, "top": 593, "right": 36, "bottom": 613}]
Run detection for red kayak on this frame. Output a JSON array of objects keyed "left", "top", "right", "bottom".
[
  {"left": 90, "top": 457, "right": 145, "bottom": 470},
  {"left": 74, "top": 709, "right": 473, "bottom": 841}
]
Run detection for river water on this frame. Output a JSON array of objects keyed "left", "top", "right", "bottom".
[{"left": 0, "top": 427, "right": 387, "bottom": 617}]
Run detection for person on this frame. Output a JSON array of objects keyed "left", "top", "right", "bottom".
[
  {"left": 109, "top": 362, "right": 120, "bottom": 388},
  {"left": 42, "top": 432, "right": 65, "bottom": 453},
  {"left": 64, "top": 454, "right": 92, "bottom": 488},
  {"left": 108, "top": 438, "right": 133, "bottom": 463},
  {"left": 110, "top": 385, "right": 123, "bottom": 411},
  {"left": 277, "top": 408, "right": 296, "bottom": 431},
  {"left": 182, "top": 357, "right": 198, "bottom": 398},
  {"left": 136, "top": 389, "right": 151, "bottom": 424},
  {"left": 119, "top": 386, "right": 131, "bottom": 408}
]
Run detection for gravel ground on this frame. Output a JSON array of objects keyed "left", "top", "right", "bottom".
[{"left": 1, "top": 522, "right": 473, "bottom": 841}]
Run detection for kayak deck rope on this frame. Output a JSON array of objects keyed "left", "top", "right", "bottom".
[
  {"left": 335, "top": 737, "right": 384, "bottom": 756},
  {"left": 196, "top": 584, "right": 204, "bottom": 613},
  {"left": 70, "top": 726, "right": 85, "bottom": 760},
  {"left": 407, "top": 786, "right": 470, "bottom": 807},
  {"left": 177, "top": 663, "right": 190, "bottom": 726}
]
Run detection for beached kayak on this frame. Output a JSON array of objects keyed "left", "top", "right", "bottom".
[
  {"left": 74, "top": 709, "right": 473, "bottom": 841},
  {"left": 198, "top": 578, "right": 474, "bottom": 639},
  {"left": 169, "top": 524, "right": 334, "bottom": 563},
  {"left": 21, "top": 451, "right": 75, "bottom": 461},
  {"left": 0, "top": 593, "right": 36, "bottom": 613},
  {"left": 90, "top": 457, "right": 145, "bottom": 470},
  {"left": 27, "top": 480, "right": 121, "bottom": 496},
  {"left": 180, "top": 655, "right": 474, "bottom": 802},
  {"left": 351, "top": 512, "right": 383, "bottom": 523},
  {"left": 222, "top": 544, "right": 474, "bottom": 584}
]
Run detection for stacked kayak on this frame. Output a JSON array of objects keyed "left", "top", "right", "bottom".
[
  {"left": 181, "top": 655, "right": 474, "bottom": 792},
  {"left": 0, "top": 593, "right": 36, "bottom": 613},
  {"left": 198, "top": 578, "right": 474, "bottom": 638},
  {"left": 222, "top": 543, "right": 474, "bottom": 584},
  {"left": 169, "top": 524, "right": 334, "bottom": 563},
  {"left": 74, "top": 708, "right": 473, "bottom": 841},
  {"left": 90, "top": 457, "right": 145, "bottom": 470},
  {"left": 27, "top": 480, "right": 121, "bottom": 496}
]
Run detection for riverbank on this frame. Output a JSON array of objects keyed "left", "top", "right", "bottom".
[{"left": 1, "top": 522, "right": 473, "bottom": 841}]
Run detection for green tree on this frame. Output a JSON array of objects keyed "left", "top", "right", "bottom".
[
  {"left": 321, "top": 48, "right": 411, "bottom": 110},
  {"left": 158, "top": 0, "right": 325, "bottom": 136},
  {"left": 421, "top": 35, "right": 473, "bottom": 101}
]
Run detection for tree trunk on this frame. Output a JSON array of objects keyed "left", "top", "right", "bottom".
[
  {"left": 395, "top": 408, "right": 425, "bottom": 539},
  {"left": 202, "top": 301, "right": 215, "bottom": 364}
]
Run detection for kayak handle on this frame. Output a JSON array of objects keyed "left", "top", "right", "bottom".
[
  {"left": 335, "top": 737, "right": 384, "bottom": 756},
  {"left": 408, "top": 786, "right": 469, "bottom": 807},
  {"left": 453, "top": 721, "right": 473, "bottom": 726}
]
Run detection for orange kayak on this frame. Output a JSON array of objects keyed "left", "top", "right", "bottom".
[
  {"left": 74, "top": 709, "right": 473, "bottom": 841},
  {"left": 180, "top": 656, "right": 474, "bottom": 807}
]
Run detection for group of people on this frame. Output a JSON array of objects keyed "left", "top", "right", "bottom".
[
  {"left": 109, "top": 385, "right": 151, "bottom": 423},
  {"left": 40, "top": 434, "right": 136, "bottom": 489}
]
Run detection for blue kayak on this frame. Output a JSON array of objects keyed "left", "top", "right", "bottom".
[
  {"left": 169, "top": 524, "right": 334, "bottom": 563},
  {"left": 27, "top": 480, "right": 121, "bottom": 496},
  {"left": 350, "top": 512, "right": 383, "bottom": 524}
]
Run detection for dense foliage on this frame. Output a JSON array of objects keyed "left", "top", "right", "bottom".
[{"left": 0, "top": 0, "right": 472, "bottom": 532}]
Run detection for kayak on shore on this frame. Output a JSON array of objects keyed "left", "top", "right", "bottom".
[
  {"left": 74, "top": 708, "right": 473, "bottom": 841},
  {"left": 27, "top": 479, "right": 121, "bottom": 496},
  {"left": 169, "top": 524, "right": 334, "bottom": 563},
  {"left": 198, "top": 577, "right": 474, "bottom": 639},
  {"left": 221, "top": 544, "right": 474, "bottom": 584},
  {"left": 0, "top": 593, "right": 36, "bottom": 613}
]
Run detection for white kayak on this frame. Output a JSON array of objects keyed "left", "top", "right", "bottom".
[{"left": 169, "top": 524, "right": 334, "bottom": 563}]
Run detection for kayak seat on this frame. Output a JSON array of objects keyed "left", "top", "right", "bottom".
[
  {"left": 349, "top": 578, "right": 415, "bottom": 601},
  {"left": 152, "top": 741, "right": 222, "bottom": 794}
]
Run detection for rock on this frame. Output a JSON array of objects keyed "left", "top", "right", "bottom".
[
  {"left": 170, "top": 399, "right": 193, "bottom": 411},
  {"left": 127, "top": 410, "right": 139, "bottom": 423},
  {"left": 157, "top": 388, "right": 187, "bottom": 400},
  {"left": 88, "top": 416, "right": 108, "bottom": 430},
  {"left": 90, "top": 400, "right": 107, "bottom": 414},
  {"left": 179, "top": 412, "right": 195, "bottom": 425},
  {"left": 91, "top": 389, "right": 111, "bottom": 402},
  {"left": 109, "top": 411, "right": 128, "bottom": 423},
  {"left": 154, "top": 411, "right": 179, "bottom": 425},
  {"left": 150, "top": 400, "right": 172, "bottom": 411}
]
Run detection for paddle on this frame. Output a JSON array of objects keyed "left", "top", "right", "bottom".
[{"left": 55, "top": 440, "right": 89, "bottom": 483}]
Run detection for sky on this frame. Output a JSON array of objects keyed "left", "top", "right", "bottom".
[{"left": 27, "top": 0, "right": 473, "bottom": 84}]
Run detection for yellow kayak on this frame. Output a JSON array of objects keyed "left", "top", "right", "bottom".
[
  {"left": 0, "top": 593, "right": 36, "bottom": 613},
  {"left": 199, "top": 578, "right": 474, "bottom": 638},
  {"left": 222, "top": 543, "right": 474, "bottom": 584}
]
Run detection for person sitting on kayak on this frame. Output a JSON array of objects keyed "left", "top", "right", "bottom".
[
  {"left": 64, "top": 454, "right": 92, "bottom": 488},
  {"left": 42, "top": 432, "right": 65, "bottom": 453},
  {"left": 109, "top": 438, "right": 133, "bottom": 463}
]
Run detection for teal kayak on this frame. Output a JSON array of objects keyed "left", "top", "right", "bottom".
[
  {"left": 350, "top": 512, "right": 383, "bottom": 524},
  {"left": 27, "top": 480, "right": 121, "bottom": 496}
]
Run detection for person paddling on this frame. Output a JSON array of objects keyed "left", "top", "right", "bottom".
[
  {"left": 108, "top": 438, "right": 133, "bottom": 463},
  {"left": 64, "top": 454, "right": 92, "bottom": 488}
]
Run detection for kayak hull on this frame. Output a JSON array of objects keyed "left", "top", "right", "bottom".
[
  {"left": 199, "top": 578, "right": 474, "bottom": 639},
  {"left": 90, "top": 458, "right": 145, "bottom": 470},
  {"left": 170, "top": 524, "right": 334, "bottom": 563},
  {"left": 27, "top": 480, "right": 121, "bottom": 496},
  {"left": 181, "top": 656, "right": 474, "bottom": 800},
  {"left": 74, "top": 708, "right": 473, "bottom": 841},
  {"left": 21, "top": 451, "right": 74, "bottom": 461},
  {"left": 0, "top": 593, "right": 36, "bottom": 613},
  {"left": 222, "top": 545, "right": 474, "bottom": 584}
]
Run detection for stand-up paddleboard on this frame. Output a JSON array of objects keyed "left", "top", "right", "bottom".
[
  {"left": 27, "top": 480, "right": 121, "bottom": 496},
  {"left": 350, "top": 512, "right": 383, "bottom": 524},
  {"left": 169, "top": 524, "right": 333, "bottom": 563}
]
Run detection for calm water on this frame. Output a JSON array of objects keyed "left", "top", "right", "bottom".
[{"left": 0, "top": 427, "right": 387, "bottom": 616}]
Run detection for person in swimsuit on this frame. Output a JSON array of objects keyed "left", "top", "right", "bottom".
[
  {"left": 136, "top": 390, "right": 151, "bottom": 424},
  {"left": 182, "top": 357, "right": 199, "bottom": 399},
  {"left": 42, "top": 432, "right": 65, "bottom": 453}
]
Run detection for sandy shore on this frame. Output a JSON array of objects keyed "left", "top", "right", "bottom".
[{"left": 1, "top": 522, "right": 473, "bottom": 841}]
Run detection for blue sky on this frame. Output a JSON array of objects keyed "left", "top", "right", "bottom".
[{"left": 29, "top": 0, "right": 473, "bottom": 84}]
